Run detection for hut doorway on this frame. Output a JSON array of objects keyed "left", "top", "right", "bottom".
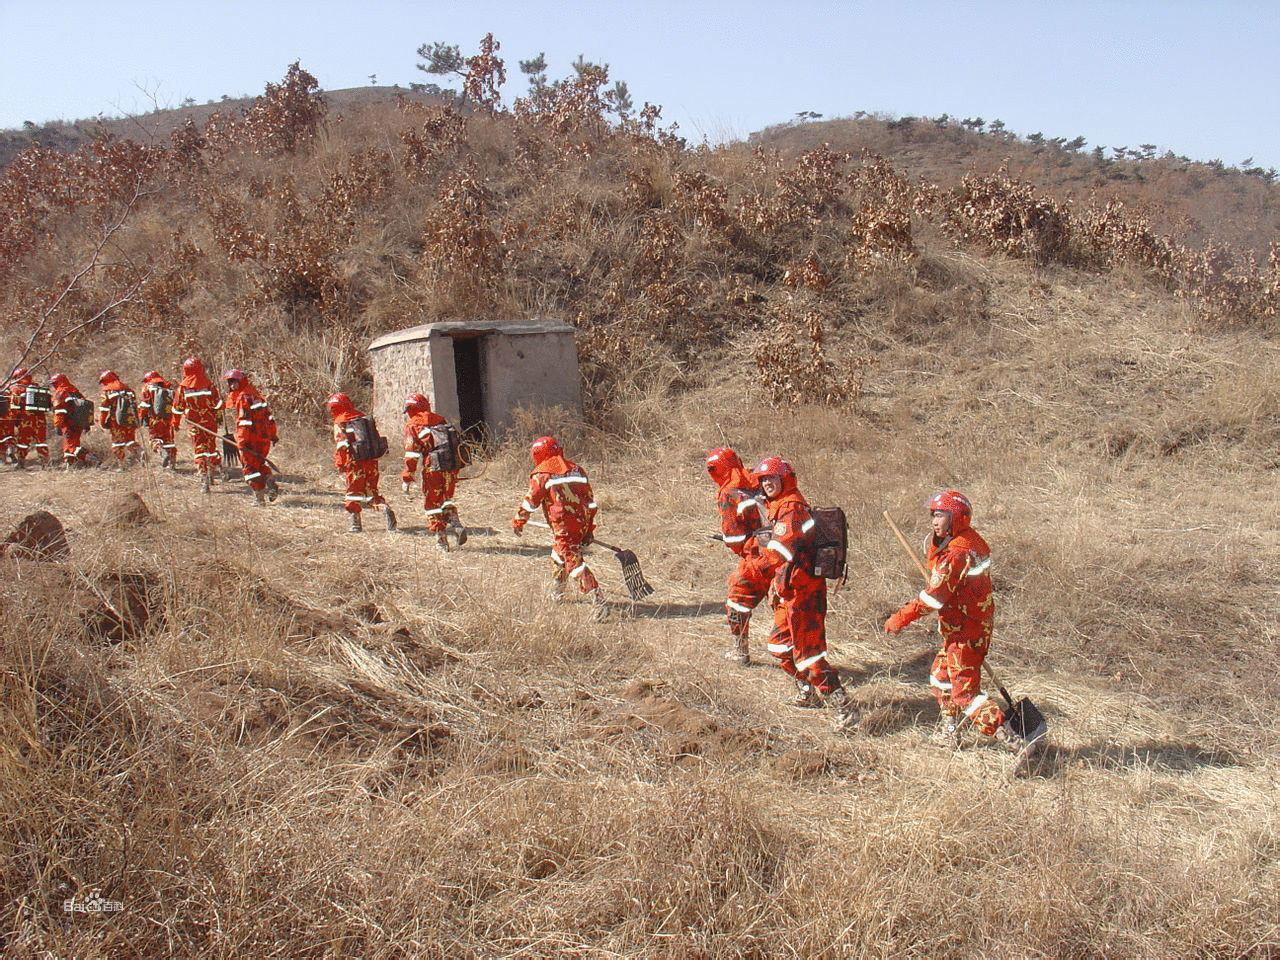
[{"left": 452, "top": 335, "right": 487, "bottom": 439}]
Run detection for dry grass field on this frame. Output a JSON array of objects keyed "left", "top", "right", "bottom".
[{"left": 2, "top": 61, "right": 1279, "bottom": 958}]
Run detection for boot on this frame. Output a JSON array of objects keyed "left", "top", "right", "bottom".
[
  {"left": 253, "top": 488, "right": 266, "bottom": 507},
  {"left": 200, "top": 473, "right": 211, "bottom": 495},
  {"left": 12, "top": 459, "right": 25, "bottom": 471},
  {"left": 384, "top": 506, "right": 397, "bottom": 532},
  {"left": 348, "top": 512, "right": 363, "bottom": 533},
  {"left": 266, "top": 476, "right": 279, "bottom": 502},
  {"left": 932, "top": 713, "right": 961, "bottom": 749},
  {"left": 826, "top": 687, "right": 859, "bottom": 731},
  {"left": 436, "top": 533, "right": 451, "bottom": 553},
  {"left": 786, "top": 681, "right": 822, "bottom": 708},
  {"left": 590, "top": 588, "right": 610, "bottom": 623},
  {"left": 162, "top": 453, "right": 175, "bottom": 470},
  {"left": 449, "top": 515, "right": 468, "bottom": 546},
  {"left": 722, "top": 633, "right": 750, "bottom": 666}
]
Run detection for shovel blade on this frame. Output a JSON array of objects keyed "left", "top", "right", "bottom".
[
  {"left": 1006, "top": 697, "right": 1047, "bottom": 743},
  {"left": 616, "top": 550, "right": 654, "bottom": 600}
]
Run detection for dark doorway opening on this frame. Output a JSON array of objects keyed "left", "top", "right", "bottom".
[{"left": 452, "top": 336, "right": 487, "bottom": 439}]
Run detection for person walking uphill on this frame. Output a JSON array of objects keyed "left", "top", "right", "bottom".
[
  {"left": 8, "top": 368, "right": 51, "bottom": 468},
  {"left": 139, "top": 370, "right": 179, "bottom": 468},
  {"left": 884, "top": 490, "right": 1036, "bottom": 759},
  {"left": 706, "top": 447, "right": 770, "bottom": 666},
  {"left": 172, "top": 356, "right": 223, "bottom": 493},
  {"left": 753, "top": 455, "right": 857, "bottom": 731},
  {"left": 400, "top": 393, "right": 466, "bottom": 552},
  {"left": 50, "top": 372, "right": 92, "bottom": 468},
  {"left": 327, "top": 392, "right": 395, "bottom": 533},
  {"left": 224, "top": 369, "right": 279, "bottom": 506},
  {"left": 511, "top": 435, "right": 607, "bottom": 621},
  {"left": 97, "top": 370, "right": 141, "bottom": 468}
]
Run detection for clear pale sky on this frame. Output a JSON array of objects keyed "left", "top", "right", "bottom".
[{"left": 2, "top": 0, "right": 1277, "bottom": 170}]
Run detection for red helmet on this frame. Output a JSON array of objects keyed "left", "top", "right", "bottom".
[
  {"left": 927, "top": 489, "right": 972, "bottom": 533},
  {"left": 51, "top": 372, "right": 70, "bottom": 388},
  {"left": 223, "top": 368, "right": 247, "bottom": 384},
  {"left": 531, "top": 435, "right": 562, "bottom": 465},
  {"left": 142, "top": 369, "right": 162, "bottom": 383},
  {"left": 753, "top": 455, "right": 797, "bottom": 498},
  {"left": 705, "top": 447, "right": 744, "bottom": 486},
  {"left": 182, "top": 356, "right": 203, "bottom": 376},
  {"left": 326, "top": 392, "right": 355, "bottom": 418},
  {"left": 403, "top": 392, "right": 431, "bottom": 415},
  {"left": 98, "top": 369, "right": 117, "bottom": 385}
]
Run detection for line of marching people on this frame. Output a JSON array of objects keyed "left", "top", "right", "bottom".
[
  {"left": 5, "top": 361, "right": 1042, "bottom": 767},
  {"left": 704, "top": 446, "right": 1044, "bottom": 768}
]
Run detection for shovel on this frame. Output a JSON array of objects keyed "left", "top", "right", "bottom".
[
  {"left": 527, "top": 519, "right": 654, "bottom": 600},
  {"left": 882, "top": 509, "right": 1047, "bottom": 746}
]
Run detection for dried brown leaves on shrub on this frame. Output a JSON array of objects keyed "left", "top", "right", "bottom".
[{"left": 754, "top": 303, "right": 871, "bottom": 408}]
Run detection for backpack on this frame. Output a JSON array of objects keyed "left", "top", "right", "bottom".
[
  {"left": 808, "top": 505, "right": 848, "bottom": 581},
  {"left": 112, "top": 390, "right": 139, "bottom": 429},
  {"left": 151, "top": 385, "right": 173, "bottom": 419},
  {"left": 346, "top": 415, "right": 388, "bottom": 462},
  {"left": 427, "top": 422, "right": 462, "bottom": 472},
  {"left": 24, "top": 384, "right": 52, "bottom": 414},
  {"left": 66, "top": 394, "right": 94, "bottom": 430}
]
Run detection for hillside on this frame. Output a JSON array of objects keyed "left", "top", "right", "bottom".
[{"left": 1, "top": 62, "right": 1278, "bottom": 957}]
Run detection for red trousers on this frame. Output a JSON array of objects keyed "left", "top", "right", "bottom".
[
  {"left": 549, "top": 516, "right": 599, "bottom": 594},
  {"left": 767, "top": 578, "right": 838, "bottom": 695},
  {"left": 107, "top": 424, "right": 140, "bottom": 461},
  {"left": 343, "top": 459, "right": 385, "bottom": 514},
  {"left": 930, "top": 630, "right": 1006, "bottom": 736},
  {"left": 147, "top": 419, "right": 176, "bottom": 460},
  {"left": 237, "top": 434, "right": 273, "bottom": 491},
  {"left": 187, "top": 414, "right": 221, "bottom": 475},
  {"left": 60, "top": 426, "right": 88, "bottom": 464},
  {"left": 418, "top": 470, "right": 459, "bottom": 532},
  {"left": 14, "top": 415, "right": 49, "bottom": 463},
  {"left": 725, "top": 552, "right": 770, "bottom": 640}
]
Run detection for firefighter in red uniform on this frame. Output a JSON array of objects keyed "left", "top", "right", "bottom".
[
  {"left": 0, "top": 376, "right": 13, "bottom": 465},
  {"left": 139, "top": 370, "right": 179, "bottom": 468},
  {"left": 172, "top": 356, "right": 223, "bottom": 492},
  {"left": 753, "top": 455, "right": 857, "bottom": 730},
  {"left": 706, "top": 447, "right": 770, "bottom": 666},
  {"left": 8, "top": 368, "right": 51, "bottom": 469},
  {"left": 884, "top": 490, "right": 1037, "bottom": 759},
  {"left": 511, "top": 436, "right": 607, "bottom": 619},
  {"left": 50, "top": 372, "right": 90, "bottom": 468},
  {"left": 327, "top": 392, "right": 395, "bottom": 533},
  {"left": 97, "top": 370, "right": 141, "bottom": 468},
  {"left": 224, "top": 369, "right": 280, "bottom": 506},
  {"left": 400, "top": 393, "right": 466, "bottom": 552}
]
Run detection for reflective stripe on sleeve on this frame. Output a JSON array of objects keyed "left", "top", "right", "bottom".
[
  {"left": 521, "top": 500, "right": 536, "bottom": 512},
  {"left": 736, "top": 500, "right": 757, "bottom": 515},
  {"left": 967, "top": 556, "right": 992, "bottom": 577},
  {"left": 918, "top": 590, "right": 943, "bottom": 609},
  {"left": 726, "top": 599, "right": 752, "bottom": 614},
  {"left": 962, "top": 693, "right": 989, "bottom": 717},
  {"left": 405, "top": 451, "right": 423, "bottom": 460},
  {"left": 723, "top": 533, "right": 747, "bottom": 544},
  {"left": 801, "top": 518, "right": 815, "bottom": 533},
  {"left": 767, "top": 539, "right": 794, "bottom": 563}
]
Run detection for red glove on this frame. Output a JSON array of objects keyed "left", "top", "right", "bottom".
[
  {"left": 512, "top": 517, "right": 526, "bottom": 536},
  {"left": 885, "top": 599, "right": 926, "bottom": 634},
  {"left": 400, "top": 470, "right": 413, "bottom": 485}
]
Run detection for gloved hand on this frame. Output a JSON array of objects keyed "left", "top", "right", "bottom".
[
  {"left": 512, "top": 517, "right": 525, "bottom": 536},
  {"left": 401, "top": 481, "right": 410, "bottom": 494},
  {"left": 885, "top": 600, "right": 925, "bottom": 634},
  {"left": 401, "top": 470, "right": 413, "bottom": 485},
  {"left": 583, "top": 527, "right": 594, "bottom": 546}
]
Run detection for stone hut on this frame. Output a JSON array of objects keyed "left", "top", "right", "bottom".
[{"left": 367, "top": 319, "right": 581, "bottom": 440}]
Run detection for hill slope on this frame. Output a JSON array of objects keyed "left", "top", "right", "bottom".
[{"left": 1, "top": 65, "right": 1278, "bottom": 957}]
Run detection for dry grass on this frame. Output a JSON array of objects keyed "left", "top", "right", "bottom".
[{"left": 3, "top": 79, "right": 1280, "bottom": 958}]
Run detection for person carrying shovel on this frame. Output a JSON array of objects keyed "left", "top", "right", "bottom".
[
  {"left": 172, "top": 355, "right": 223, "bottom": 493},
  {"left": 706, "top": 446, "right": 770, "bottom": 666},
  {"left": 511, "top": 435, "right": 608, "bottom": 621},
  {"left": 884, "top": 490, "right": 1042, "bottom": 766},
  {"left": 223, "top": 369, "right": 280, "bottom": 506}
]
